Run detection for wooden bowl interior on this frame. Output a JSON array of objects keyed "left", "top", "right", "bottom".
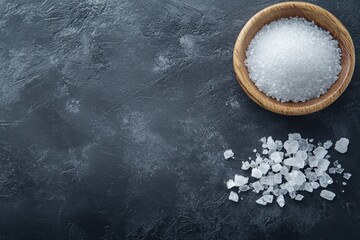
[{"left": 235, "top": 2, "right": 355, "bottom": 115}]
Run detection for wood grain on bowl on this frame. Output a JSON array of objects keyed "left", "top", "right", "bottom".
[{"left": 233, "top": 1, "right": 355, "bottom": 116}]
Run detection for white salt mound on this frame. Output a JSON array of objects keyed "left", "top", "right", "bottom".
[{"left": 245, "top": 17, "right": 342, "bottom": 102}]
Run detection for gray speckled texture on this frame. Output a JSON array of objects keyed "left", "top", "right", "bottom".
[{"left": 0, "top": 0, "right": 360, "bottom": 239}]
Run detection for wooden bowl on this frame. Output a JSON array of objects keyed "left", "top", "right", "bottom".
[{"left": 233, "top": 2, "right": 355, "bottom": 115}]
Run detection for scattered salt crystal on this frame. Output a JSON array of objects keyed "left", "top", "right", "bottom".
[
  {"left": 335, "top": 168, "right": 344, "bottom": 174},
  {"left": 304, "top": 182, "right": 313, "bottom": 192},
  {"left": 253, "top": 149, "right": 257, "bottom": 153},
  {"left": 333, "top": 160, "right": 339, "bottom": 167},
  {"left": 260, "top": 176, "right": 275, "bottom": 186},
  {"left": 267, "top": 136, "right": 277, "bottom": 150},
  {"left": 262, "top": 149, "right": 269, "bottom": 155},
  {"left": 310, "top": 181, "right": 320, "bottom": 189},
  {"left": 252, "top": 181, "right": 264, "bottom": 193},
  {"left": 283, "top": 157, "right": 304, "bottom": 168},
  {"left": 241, "top": 161, "right": 251, "bottom": 170},
  {"left": 260, "top": 137, "right": 266, "bottom": 143},
  {"left": 295, "top": 150, "right": 307, "bottom": 161},
  {"left": 328, "top": 167, "right": 336, "bottom": 174},
  {"left": 335, "top": 138, "right": 349, "bottom": 153},
  {"left": 313, "top": 147, "right": 328, "bottom": 159},
  {"left": 308, "top": 156, "right": 319, "bottom": 168},
  {"left": 288, "top": 133, "right": 302, "bottom": 141},
  {"left": 258, "top": 163, "right": 270, "bottom": 175},
  {"left": 284, "top": 140, "right": 299, "bottom": 154},
  {"left": 262, "top": 195, "right": 274, "bottom": 203},
  {"left": 289, "top": 170, "right": 306, "bottom": 186},
  {"left": 239, "top": 185, "right": 250, "bottom": 192},
  {"left": 317, "top": 159, "right": 330, "bottom": 172},
  {"left": 224, "top": 150, "right": 234, "bottom": 159},
  {"left": 342, "top": 182, "right": 347, "bottom": 186},
  {"left": 270, "top": 151, "right": 284, "bottom": 163},
  {"left": 295, "top": 194, "right": 304, "bottom": 201},
  {"left": 323, "top": 140, "right": 333, "bottom": 149},
  {"left": 320, "top": 190, "right": 336, "bottom": 201},
  {"left": 275, "top": 140, "right": 283, "bottom": 150},
  {"left": 298, "top": 140, "right": 308, "bottom": 152},
  {"left": 234, "top": 175, "right": 249, "bottom": 187},
  {"left": 277, "top": 195, "right": 285, "bottom": 207},
  {"left": 309, "top": 139, "right": 314, "bottom": 143},
  {"left": 272, "top": 163, "right": 282, "bottom": 172},
  {"left": 251, "top": 168, "right": 262, "bottom": 179},
  {"left": 343, "top": 173, "right": 352, "bottom": 180},
  {"left": 289, "top": 191, "right": 296, "bottom": 199},
  {"left": 229, "top": 191, "right": 239, "bottom": 202},
  {"left": 256, "top": 197, "right": 267, "bottom": 205},
  {"left": 226, "top": 179, "right": 236, "bottom": 189},
  {"left": 274, "top": 173, "right": 282, "bottom": 184}
]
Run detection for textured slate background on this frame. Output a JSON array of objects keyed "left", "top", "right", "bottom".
[{"left": 0, "top": 0, "right": 359, "bottom": 239}]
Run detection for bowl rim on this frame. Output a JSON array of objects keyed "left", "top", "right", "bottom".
[{"left": 233, "top": 1, "right": 355, "bottom": 116}]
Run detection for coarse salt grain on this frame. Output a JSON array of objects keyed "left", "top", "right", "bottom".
[{"left": 245, "top": 17, "right": 341, "bottom": 102}]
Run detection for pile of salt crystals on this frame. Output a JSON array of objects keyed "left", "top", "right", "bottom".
[
  {"left": 226, "top": 134, "right": 351, "bottom": 207},
  {"left": 245, "top": 17, "right": 342, "bottom": 103}
]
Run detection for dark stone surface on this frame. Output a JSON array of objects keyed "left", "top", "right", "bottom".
[{"left": 0, "top": 0, "right": 359, "bottom": 239}]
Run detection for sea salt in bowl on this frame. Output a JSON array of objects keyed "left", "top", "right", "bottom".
[{"left": 233, "top": 2, "right": 355, "bottom": 115}]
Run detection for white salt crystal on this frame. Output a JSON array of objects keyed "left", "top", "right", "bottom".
[
  {"left": 289, "top": 191, "right": 296, "bottom": 199},
  {"left": 258, "top": 163, "right": 270, "bottom": 175},
  {"left": 260, "top": 176, "right": 275, "bottom": 186},
  {"left": 323, "top": 140, "right": 333, "bottom": 149},
  {"left": 241, "top": 161, "right": 251, "bottom": 170},
  {"left": 283, "top": 157, "right": 304, "bottom": 168},
  {"left": 335, "top": 168, "right": 344, "bottom": 174},
  {"left": 304, "top": 182, "right": 313, "bottom": 192},
  {"left": 295, "top": 194, "right": 304, "bottom": 201},
  {"left": 277, "top": 195, "right": 285, "bottom": 207},
  {"left": 245, "top": 17, "right": 342, "bottom": 102},
  {"left": 270, "top": 151, "right": 284, "bottom": 163},
  {"left": 267, "top": 136, "right": 277, "bottom": 150},
  {"left": 328, "top": 167, "right": 336, "bottom": 174},
  {"left": 310, "top": 181, "right": 320, "bottom": 189},
  {"left": 260, "top": 137, "right": 266, "bottom": 143},
  {"left": 308, "top": 156, "right": 319, "bottom": 168},
  {"left": 239, "top": 185, "right": 250, "bottom": 192},
  {"left": 234, "top": 175, "right": 249, "bottom": 187},
  {"left": 313, "top": 147, "right": 328, "bottom": 159},
  {"left": 275, "top": 140, "right": 283, "bottom": 150},
  {"left": 224, "top": 150, "right": 234, "bottom": 159},
  {"left": 284, "top": 140, "right": 299, "bottom": 154},
  {"left": 251, "top": 168, "right": 262, "bottom": 179},
  {"left": 280, "top": 166, "right": 289, "bottom": 175},
  {"left": 226, "top": 179, "right": 235, "bottom": 189},
  {"left": 289, "top": 170, "right": 306, "bottom": 186},
  {"left": 298, "top": 139, "right": 309, "bottom": 151},
  {"left": 288, "top": 133, "right": 302, "bottom": 140},
  {"left": 320, "top": 190, "right": 336, "bottom": 201},
  {"left": 252, "top": 181, "right": 264, "bottom": 193},
  {"left": 295, "top": 150, "right": 307, "bottom": 161},
  {"left": 274, "top": 173, "right": 282, "bottom": 184},
  {"left": 333, "top": 160, "right": 339, "bottom": 167},
  {"left": 272, "top": 163, "right": 282, "bottom": 172},
  {"left": 317, "top": 159, "right": 330, "bottom": 172},
  {"left": 229, "top": 191, "right": 239, "bottom": 202},
  {"left": 342, "top": 182, "right": 347, "bottom": 186},
  {"left": 309, "top": 139, "right": 314, "bottom": 143},
  {"left": 335, "top": 138, "right": 349, "bottom": 153},
  {"left": 262, "top": 195, "right": 274, "bottom": 203},
  {"left": 253, "top": 149, "right": 257, "bottom": 153},
  {"left": 262, "top": 149, "right": 269, "bottom": 155},
  {"left": 256, "top": 197, "right": 267, "bottom": 205},
  {"left": 343, "top": 173, "right": 352, "bottom": 180}
]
